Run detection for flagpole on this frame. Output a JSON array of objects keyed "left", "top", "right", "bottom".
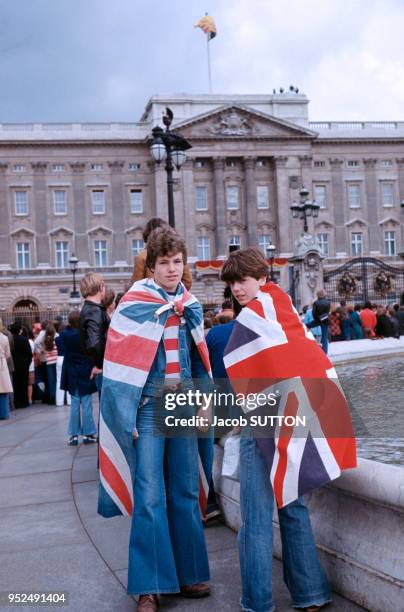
[{"left": 206, "top": 33, "right": 212, "bottom": 93}]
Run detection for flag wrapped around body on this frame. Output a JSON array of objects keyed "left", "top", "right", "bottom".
[
  {"left": 223, "top": 283, "right": 357, "bottom": 508},
  {"left": 98, "top": 278, "right": 212, "bottom": 518},
  {"left": 194, "top": 14, "right": 217, "bottom": 39}
]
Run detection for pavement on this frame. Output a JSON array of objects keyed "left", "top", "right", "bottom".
[
  {"left": 0, "top": 403, "right": 365, "bottom": 612},
  {"left": 328, "top": 336, "right": 404, "bottom": 363}
]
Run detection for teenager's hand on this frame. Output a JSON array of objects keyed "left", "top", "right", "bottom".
[
  {"left": 132, "top": 427, "right": 139, "bottom": 441},
  {"left": 90, "top": 366, "right": 103, "bottom": 379}
]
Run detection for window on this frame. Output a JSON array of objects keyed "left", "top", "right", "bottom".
[
  {"left": 197, "top": 236, "right": 210, "bottom": 260},
  {"left": 317, "top": 233, "right": 329, "bottom": 257},
  {"left": 351, "top": 232, "right": 363, "bottom": 256},
  {"left": 53, "top": 190, "right": 67, "bottom": 214},
  {"left": 347, "top": 160, "right": 360, "bottom": 167},
  {"left": 132, "top": 238, "right": 144, "bottom": 256},
  {"left": 13, "top": 164, "right": 26, "bottom": 172},
  {"left": 130, "top": 189, "right": 143, "bottom": 213},
  {"left": 382, "top": 183, "right": 394, "bottom": 207},
  {"left": 256, "top": 159, "right": 266, "bottom": 167},
  {"left": 226, "top": 159, "right": 237, "bottom": 167},
  {"left": 384, "top": 231, "right": 396, "bottom": 256},
  {"left": 55, "top": 241, "right": 69, "bottom": 268},
  {"left": 15, "top": 190, "right": 28, "bottom": 215},
  {"left": 16, "top": 242, "right": 30, "bottom": 269},
  {"left": 90, "top": 163, "right": 103, "bottom": 171},
  {"left": 128, "top": 163, "right": 141, "bottom": 171},
  {"left": 314, "top": 185, "right": 327, "bottom": 209},
  {"left": 381, "top": 159, "right": 393, "bottom": 167},
  {"left": 256, "top": 185, "right": 269, "bottom": 209},
  {"left": 195, "top": 185, "right": 208, "bottom": 211},
  {"left": 258, "top": 234, "right": 272, "bottom": 255},
  {"left": 52, "top": 164, "right": 65, "bottom": 172},
  {"left": 348, "top": 184, "right": 361, "bottom": 208},
  {"left": 94, "top": 240, "right": 107, "bottom": 267},
  {"left": 229, "top": 235, "right": 240, "bottom": 251},
  {"left": 194, "top": 160, "right": 205, "bottom": 168},
  {"left": 92, "top": 190, "right": 105, "bottom": 214},
  {"left": 226, "top": 185, "right": 239, "bottom": 210},
  {"left": 314, "top": 160, "right": 325, "bottom": 168}
]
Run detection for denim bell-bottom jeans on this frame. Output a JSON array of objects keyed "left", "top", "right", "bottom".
[
  {"left": 127, "top": 398, "right": 210, "bottom": 595},
  {"left": 238, "top": 436, "right": 331, "bottom": 612},
  {"left": 67, "top": 394, "right": 97, "bottom": 437}
]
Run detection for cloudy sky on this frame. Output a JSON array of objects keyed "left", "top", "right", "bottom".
[{"left": 1, "top": 0, "right": 404, "bottom": 123}]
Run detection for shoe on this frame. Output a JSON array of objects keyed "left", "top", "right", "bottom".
[
  {"left": 205, "top": 502, "right": 222, "bottom": 522},
  {"left": 83, "top": 435, "right": 98, "bottom": 444},
  {"left": 180, "top": 583, "right": 210, "bottom": 598},
  {"left": 68, "top": 436, "right": 78, "bottom": 446},
  {"left": 137, "top": 594, "right": 159, "bottom": 612}
]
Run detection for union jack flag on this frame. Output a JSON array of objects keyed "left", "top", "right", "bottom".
[
  {"left": 223, "top": 283, "right": 357, "bottom": 508},
  {"left": 98, "top": 278, "right": 212, "bottom": 518}
]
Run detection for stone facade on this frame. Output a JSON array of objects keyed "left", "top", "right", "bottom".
[{"left": 0, "top": 92, "right": 403, "bottom": 311}]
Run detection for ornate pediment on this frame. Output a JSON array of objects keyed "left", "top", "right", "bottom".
[{"left": 175, "top": 104, "right": 317, "bottom": 140}]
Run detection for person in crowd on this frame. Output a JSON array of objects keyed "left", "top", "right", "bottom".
[
  {"left": 307, "top": 289, "right": 331, "bottom": 354},
  {"left": 375, "top": 306, "right": 393, "bottom": 338},
  {"left": 131, "top": 217, "right": 193, "bottom": 289},
  {"left": 10, "top": 321, "right": 32, "bottom": 409},
  {"left": 34, "top": 320, "right": 51, "bottom": 402},
  {"left": 359, "top": 301, "right": 377, "bottom": 338},
  {"left": 215, "top": 299, "right": 234, "bottom": 324},
  {"left": 348, "top": 305, "right": 364, "bottom": 340},
  {"left": 220, "top": 248, "right": 333, "bottom": 612},
  {"left": 114, "top": 292, "right": 125, "bottom": 308},
  {"left": 303, "top": 304, "right": 322, "bottom": 345},
  {"left": 44, "top": 323, "right": 58, "bottom": 405},
  {"left": 102, "top": 286, "right": 116, "bottom": 319},
  {"left": 388, "top": 307, "right": 400, "bottom": 339},
  {"left": 329, "top": 307, "right": 343, "bottom": 342},
  {"left": 99, "top": 228, "right": 212, "bottom": 612},
  {"left": 60, "top": 310, "right": 97, "bottom": 446},
  {"left": 339, "top": 299, "right": 351, "bottom": 340},
  {"left": 0, "top": 321, "right": 13, "bottom": 419},
  {"left": 392, "top": 303, "right": 404, "bottom": 336},
  {"left": 26, "top": 327, "right": 35, "bottom": 405},
  {"left": 32, "top": 317, "right": 42, "bottom": 337},
  {"left": 79, "top": 272, "right": 109, "bottom": 394},
  {"left": 1, "top": 321, "right": 15, "bottom": 411}
]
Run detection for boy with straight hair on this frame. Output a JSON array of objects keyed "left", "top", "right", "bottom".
[{"left": 220, "top": 247, "right": 356, "bottom": 612}]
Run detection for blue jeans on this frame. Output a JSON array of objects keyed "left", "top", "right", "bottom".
[
  {"left": 127, "top": 398, "right": 210, "bottom": 595},
  {"left": 0, "top": 393, "right": 9, "bottom": 419},
  {"left": 320, "top": 323, "right": 329, "bottom": 354},
  {"left": 239, "top": 436, "right": 331, "bottom": 612},
  {"left": 46, "top": 364, "right": 57, "bottom": 405},
  {"left": 68, "top": 394, "right": 96, "bottom": 437}
]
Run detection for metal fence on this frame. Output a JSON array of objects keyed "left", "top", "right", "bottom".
[
  {"left": 323, "top": 257, "right": 404, "bottom": 305},
  {"left": 0, "top": 308, "right": 70, "bottom": 330}
]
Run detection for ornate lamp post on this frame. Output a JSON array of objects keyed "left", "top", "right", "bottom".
[
  {"left": 290, "top": 186, "right": 320, "bottom": 233},
  {"left": 266, "top": 243, "right": 277, "bottom": 281},
  {"left": 69, "top": 254, "right": 80, "bottom": 300},
  {"left": 149, "top": 107, "right": 192, "bottom": 228}
]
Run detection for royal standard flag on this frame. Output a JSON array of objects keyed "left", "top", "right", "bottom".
[{"left": 195, "top": 14, "right": 217, "bottom": 40}]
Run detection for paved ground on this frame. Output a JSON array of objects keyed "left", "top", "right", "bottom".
[
  {"left": 328, "top": 336, "right": 404, "bottom": 363},
  {"left": 0, "top": 404, "right": 365, "bottom": 612}
]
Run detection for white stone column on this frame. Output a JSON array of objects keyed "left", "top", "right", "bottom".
[
  {"left": 363, "top": 158, "right": 379, "bottom": 253},
  {"left": 329, "top": 158, "right": 346, "bottom": 255},
  {"left": 244, "top": 156, "right": 257, "bottom": 247},
  {"left": 32, "top": 162, "right": 50, "bottom": 265},
  {"left": 213, "top": 157, "right": 227, "bottom": 258},
  {"left": 273, "top": 156, "right": 290, "bottom": 255}
]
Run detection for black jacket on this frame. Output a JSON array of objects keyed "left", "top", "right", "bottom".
[
  {"left": 79, "top": 301, "right": 109, "bottom": 368},
  {"left": 312, "top": 298, "right": 331, "bottom": 323}
]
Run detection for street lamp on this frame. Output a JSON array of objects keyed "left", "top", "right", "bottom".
[
  {"left": 149, "top": 107, "right": 192, "bottom": 228},
  {"left": 266, "top": 244, "right": 277, "bottom": 281},
  {"left": 290, "top": 186, "right": 320, "bottom": 233},
  {"left": 69, "top": 254, "right": 80, "bottom": 300}
]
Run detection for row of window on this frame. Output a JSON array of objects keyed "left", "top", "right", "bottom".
[
  {"left": 15, "top": 239, "right": 145, "bottom": 270},
  {"left": 317, "top": 231, "right": 397, "bottom": 257},
  {"left": 314, "top": 183, "right": 396, "bottom": 209},
  {"left": 11, "top": 162, "right": 142, "bottom": 173},
  {"left": 314, "top": 159, "right": 394, "bottom": 168},
  {"left": 13, "top": 188, "right": 144, "bottom": 216}
]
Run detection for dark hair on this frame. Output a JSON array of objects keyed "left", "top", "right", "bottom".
[
  {"left": 10, "top": 321, "right": 22, "bottom": 335},
  {"left": 146, "top": 228, "right": 187, "bottom": 270},
  {"left": 354, "top": 303, "right": 361, "bottom": 311},
  {"left": 221, "top": 247, "right": 268, "bottom": 283},
  {"left": 204, "top": 317, "right": 213, "bottom": 329},
  {"left": 44, "top": 323, "right": 56, "bottom": 351},
  {"left": 143, "top": 217, "right": 168, "bottom": 243},
  {"left": 102, "top": 287, "right": 115, "bottom": 309},
  {"left": 68, "top": 310, "right": 80, "bottom": 329},
  {"left": 221, "top": 299, "right": 233, "bottom": 310},
  {"left": 364, "top": 301, "right": 372, "bottom": 309},
  {"left": 115, "top": 292, "right": 124, "bottom": 307}
]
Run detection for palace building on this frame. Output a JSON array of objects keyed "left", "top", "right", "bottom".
[{"left": 0, "top": 91, "right": 403, "bottom": 315}]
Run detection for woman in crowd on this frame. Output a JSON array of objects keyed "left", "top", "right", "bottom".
[
  {"left": 26, "top": 327, "right": 35, "bottom": 405},
  {"left": 10, "top": 321, "right": 32, "bottom": 408},
  {"left": 348, "top": 304, "right": 364, "bottom": 340},
  {"left": 102, "top": 287, "right": 116, "bottom": 319},
  {"left": 0, "top": 320, "right": 13, "bottom": 419},
  {"left": 44, "top": 323, "right": 58, "bottom": 405},
  {"left": 329, "top": 307, "right": 343, "bottom": 342},
  {"left": 60, "top": 310, "right": 97, "bottom": 446}
]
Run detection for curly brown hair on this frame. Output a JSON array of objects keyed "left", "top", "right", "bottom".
[
  {"left": 44, "top": 323, "right": 56, "bottom": 351},
  {"left": 146, "top": 228, "right": 187, "bottom": 270}
]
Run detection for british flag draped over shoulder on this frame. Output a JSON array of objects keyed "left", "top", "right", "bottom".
[
  {"left": 98, "top": 278, "right": 212, "bottom": 518},
  {"left": 223, "top": 282, "right": 357, "bottom": 508}
]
